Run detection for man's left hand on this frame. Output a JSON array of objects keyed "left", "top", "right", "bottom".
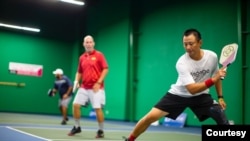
[{"left": 218, "top": 98, "right": 226, "bottom": 110}]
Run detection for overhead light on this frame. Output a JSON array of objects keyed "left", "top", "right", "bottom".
[
  {"left": 60, "top": 0, "right": 84, "bottom": 6},
  {"left": 0, "top": 22, "right": 40, "bottom": 33}
]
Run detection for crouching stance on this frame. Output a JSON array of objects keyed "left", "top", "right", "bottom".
[{"left": 124, "top": 28, "right": 229, "bottom": 141}]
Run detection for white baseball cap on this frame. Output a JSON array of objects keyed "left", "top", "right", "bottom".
[{"left": 53, "top": 68, "right": 63, "bottom": 75}]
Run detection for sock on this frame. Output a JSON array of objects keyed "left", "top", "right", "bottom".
[
  {"left": 74, "top": 119, "right": 80, "bottom": 127},
  {"left": 129, "top": 135, "right": 136, "bottom": 141},
  {"left": 98, "top": 122, "right": 104, "bottom": 130}
]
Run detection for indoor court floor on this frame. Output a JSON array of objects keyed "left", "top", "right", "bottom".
[{"left": 0, "top": 112, "right": 201, "bottom": 141}]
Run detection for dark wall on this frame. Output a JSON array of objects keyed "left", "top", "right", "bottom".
[{"left": 242, "top": 0, "right": 250, "bottom": 124}]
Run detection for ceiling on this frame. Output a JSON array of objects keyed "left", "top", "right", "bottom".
[{"left": 0, "top": 0, "right": 98, "bottom": 42}]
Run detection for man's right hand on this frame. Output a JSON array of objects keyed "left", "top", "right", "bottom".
[{"left": 214, "top": 67, "right": 227, "bottom": 82}]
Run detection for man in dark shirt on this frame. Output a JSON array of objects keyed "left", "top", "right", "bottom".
[{"left": 52, "top": 68, "right": 73, "bottom": 125}]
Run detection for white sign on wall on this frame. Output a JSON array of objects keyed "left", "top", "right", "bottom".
[{"left": 9, "top": 62, "right": 43, "bottom": 77}]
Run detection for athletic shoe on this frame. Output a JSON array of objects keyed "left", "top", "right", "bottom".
[
  {"left": 68, "top": 126, "right": 81, "bottom": 136},
  {"left": 122, "top": 136, "right": 130, "bottom": 141},
  {"left": 96, "top": 129, "right": 104, "bottom": 138},
  {"left": 61, "top": 120, "right": 67, "bottom": 125}
]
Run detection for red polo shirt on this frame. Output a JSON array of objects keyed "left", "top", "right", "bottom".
[{"left": 78, "top": 50, "right": 108, "bottom": 89}]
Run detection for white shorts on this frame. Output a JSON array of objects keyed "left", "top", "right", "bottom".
[
  {"left": 58, "top": 96, "right": 72, "bottom": 108},
  {"left": 73, "top": 88, "right": 105, "bottom": 109}
]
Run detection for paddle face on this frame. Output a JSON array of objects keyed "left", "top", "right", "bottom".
[
  {"left": 47, "top": 89, "right": 54, "bottom": 97},
  {"left": 219, "top": 43, "right": 238, "bottom": 67},
  {"left": 219, "top": 43, "right": 238, "bottom": 80}
]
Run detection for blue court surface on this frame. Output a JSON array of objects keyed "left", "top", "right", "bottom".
[
  {"left": 0, "top": 126, "right": 50, "bottom": 141},
  {"left": 0, "top": 112, "right": 201, "bottom": 141}
]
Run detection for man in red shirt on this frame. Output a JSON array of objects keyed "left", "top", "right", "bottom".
[{"left": 68, "top": 35, "right": 109, "bottom": 138}]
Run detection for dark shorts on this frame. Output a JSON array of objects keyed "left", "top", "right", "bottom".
[{"left": 154, "top": 92, "right": 217, "bottom": 121}]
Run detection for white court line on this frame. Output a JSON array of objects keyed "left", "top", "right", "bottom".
[
  {"left": 4, "top": 126, "right": 200, "bottom": 141},
  {"left": 6, "top": 126, "right": 52, "bottom": 141},
  {"left": 5, "top": 125, "right": 200, "bottom": 136},
  {"left": 12, "top": 126, "right": 200, "bottom": 136}
]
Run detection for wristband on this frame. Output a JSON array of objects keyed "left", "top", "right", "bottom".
[
  {"left": 205, "top": 78, "right": 214, "bottom": 88},
  {"left": 218, "top": 95, "right": 224, "bottom": 99}
]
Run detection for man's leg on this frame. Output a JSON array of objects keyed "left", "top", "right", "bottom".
[
  {"left": 59, "top": 106, "right": 63, "bottom": 117},
  {"left": 91, "top": 89, "right": 106, "bottom": 138},
  {"left": 95, "top": 108, "right": 104, "bottom": 129},
  {"left": 62, "top": 106, "right": 68, "bottom": 117},
  {"left": 61, "top": 97, "right": 72, "bottom": 124},
  {"left": 73, "top": 103, "right": 81, "bottom": 127},
  {"left": 125, "top": 108, "right": 167, "bottom": 141},
  {"left": 209, "top": 104, "right": 230, "bottom": 125},
  {"left": 60, "top": 106, "right": 68, "bottom": 124},
  {"left": 68, "top": 103, "right": 82, "bottom": 136},
  {"left": 95, "top": 108, "right": 105, "bottom": 138}
]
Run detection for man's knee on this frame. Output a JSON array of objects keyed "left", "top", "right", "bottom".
[
  {"left": 73, "top": 103, "right": 81, "bottom": 110},
  {"left": 209, "top": 104, "right": 229, "bottom": 125}
]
